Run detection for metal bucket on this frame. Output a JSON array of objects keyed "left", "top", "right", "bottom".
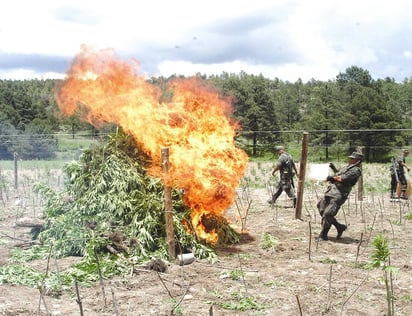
[{"left": 177, "top": 252, "right": 195, "bottom": 265}]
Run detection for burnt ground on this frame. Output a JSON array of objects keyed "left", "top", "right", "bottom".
[{"left": 1, "top": 181, "right": 412, "bottom": 315}]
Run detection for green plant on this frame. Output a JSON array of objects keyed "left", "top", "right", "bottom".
[
  {"left": 319, "top": 257, "right": 337, "bottom": 264},
  {"left": 263, "top": 278, "right": 291, "bottom": 288},
  {"left": 229, "top": 268, "right": 245, "bottom": 281},
  {"left": 368, "top": 234, "right": 398, "bottom": 316},
  {"left": 209, "top": 291, "right": 265, "bottom": 311},
  {"left": 260, "top": 232, "right": 278, "bottom": 249},
  {"left": 32, "top": 131, "right": 220, "bottom": 262},
  {"left": 0, "top": 248, "right": 128, "bottom": 294},
  {"left": 169, "top": 298, "right": 183, "bottom": 316}
]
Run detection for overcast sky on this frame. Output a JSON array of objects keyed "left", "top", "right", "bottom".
[{"left": 1, "top": 0, "right": 412, "bottom": 82}]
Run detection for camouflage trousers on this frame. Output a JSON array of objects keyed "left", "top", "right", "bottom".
[
  {"left": 270, "top": 179, "right": 296, "bottom": 202},
  {"left": 317, "top": 196, "right": 345, "bottom": 238}
]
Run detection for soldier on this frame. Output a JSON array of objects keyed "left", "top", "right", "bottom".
[
  {"left": 317, "top": 151, "right": 363, "bottom": 241},
  {"left": 390, "top": 149, "right": 410, "bottom": 199},
  {"left": 268, "top": 146, "right": 298, "bottom": 208}
]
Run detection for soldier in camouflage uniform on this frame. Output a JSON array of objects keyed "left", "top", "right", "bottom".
[
  {"left": 390, "top": 149, "right": 410, "bottom": 199},
  {"left": 317, "top": 151, "right": 363, "bottom": 241},
  {"left": 268, "top": 146, "right": 299, "bottom": 208}
]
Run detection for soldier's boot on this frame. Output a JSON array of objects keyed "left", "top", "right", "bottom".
[
  {"left": 335, "top": 223, "right": 347, "bottom": 240},
  {"left": 330, "top": 218, "right": 347, "bottom": 239},
  {"left": 293, "top": 198, "right": 297, "bottom": 208},
  {"left": 400, "top": 191, "right": 408, "bottom": 200},
  {"left": 318, "top": 229, "right": 329, "bottom": 241},
  {"left": 318, "top": 219, "right": 330, "bottom": 241}
]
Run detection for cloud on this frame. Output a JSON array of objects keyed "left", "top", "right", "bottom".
[
  {"left": 0, "top": 0, "right": 411, "bottom": 81},
  {"left": 0, "top": 53, "right": 68, "bottom": 72}
]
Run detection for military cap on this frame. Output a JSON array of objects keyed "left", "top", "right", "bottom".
[
  {"left": 274, "top": 146, "right": 284, "bottom": 152},
  {"left": 348, "top": 152, "right": 363, "bottom": 160}
]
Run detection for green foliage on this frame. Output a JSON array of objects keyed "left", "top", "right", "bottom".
[
  {"left": 2, "top": 75, "right": 412, "bottom": 162},
  {"left": 400, "top": 295, "right": 412, "bottom": 302},
  {"left": 209, "top": 291, "right": 266, "bottom": 311},
  {"left": 8, "top": 246, "right": 51, "bottom": 263},
  {"left": 319, "top": 257, "right": 337, "bottom": 264},
  {"left": 0, "top": 264, "right": 44, "bottom": 288},
  {"left": 229, "top": 269, "right": 245, "bottom": 281},
  {"left": 33, "top": 130, "right": 218, "bottom": 263},
  {"left": 368, "top": 233, "right": 398, "bottom": 316},
  {"left": 0, "top": 249, "right": 128, "bottom": 294},
  {"left": 369, "top": 234, "right": 390, "bottom": 269},
  {"left": 260, "top": 232, "right": 278, "bottom": 249}
]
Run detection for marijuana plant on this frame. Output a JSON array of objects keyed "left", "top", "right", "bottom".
[{"left": 368, "top": 233, "right": 398, "bottom": 316}]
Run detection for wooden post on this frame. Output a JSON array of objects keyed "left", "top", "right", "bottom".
[
  {"left": 356, "top": 147, "right": 364, "bottom": 200},
  {"left": 162, "top": 147, "right": 176, "bottom": 259},
  {"left": 295, "top": 132, "right": 309, "bottom": 220},
  {"left": 14, "top": 152, "right": 18, "bottom": 191}
]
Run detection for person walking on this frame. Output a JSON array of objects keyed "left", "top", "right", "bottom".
[
  {"left": 390, "top": 149, "right": 410, "bottom": 199},
  {"left": 268, "top": 146, "right": 298, "bottom": 208},
  {"left": 317, "top": 151, "right": 363, "bottom": 241}
]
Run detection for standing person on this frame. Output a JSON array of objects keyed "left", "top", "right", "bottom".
[
  {"left": 317, "top": 151, "right": 363, "bottom": 241},
  {"left": 390, "top": 149, "right": 410, "bottom": 199},
  {"left": 268, "top": 146, "right": 298, "bottom": 208}
]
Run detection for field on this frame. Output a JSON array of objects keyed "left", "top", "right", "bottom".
[{"left": 1, "top": 161, "right": 412, "bottom": 315}]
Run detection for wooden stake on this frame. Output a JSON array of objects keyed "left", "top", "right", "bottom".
[
  {"left": 94, "top": 248, "right": 107, "bottom": 307},
  {"left": 295, "top": 132, "right": 309, "bottom": 219},
  {"left": 162, "top": 147, "right": 176, "bottom": 260},
  {"left": 357, "top": 146, "right": 364, "bottom": 200},
  {"left": 308, "top": 221, "right": 312, "bottom": 261},
  {"left": 75, "top": 280, "right": 84, "bottom": 316},
  {"left": 14, "top": 152, "right": 18, "bottom": 191}
]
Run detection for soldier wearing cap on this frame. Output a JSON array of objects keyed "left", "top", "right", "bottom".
[
  {"left": 390, "top": 149, "right": 410, "bottom": 199},
  {"left": 317, "top": 151, "right": 363, "bottom": 241},
  {"left": 268, "top": 146, "right": 298, "bottom": 208}
]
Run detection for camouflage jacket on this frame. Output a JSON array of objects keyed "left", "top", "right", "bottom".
[
  {"left": 324, "top": 163, "right": 362, "bottom": 200},
  {"left": 391, "top": 155, "right": 406, "bottom": 175},
  {"left": 276, "top": 152, "right": 296, "bottom": 181}
]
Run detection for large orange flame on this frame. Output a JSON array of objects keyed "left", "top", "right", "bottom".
[{"left": 55, "top": 46, "right": 249, "bottom": 244}]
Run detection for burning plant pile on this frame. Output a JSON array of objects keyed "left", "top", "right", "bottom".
[
  {"left": 34, "top": 46, "right": 249, "bottom": 262},
  {"left": 34, "top": 131, "right": 228, "bottom": 262}
]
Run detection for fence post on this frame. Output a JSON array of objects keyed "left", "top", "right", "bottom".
[
  {"left": 162, "top": 147, "right": 176, "bottom": 260},
  {"left": 14, "top": 152, "right": 18, "bottom": 191},
  {"left": 295, "top": 132, "right": 309, "bottom": 220}
]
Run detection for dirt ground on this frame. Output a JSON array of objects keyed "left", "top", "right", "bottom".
[{"left": 1, "top": 176, "right": 412, "bottom": 315}]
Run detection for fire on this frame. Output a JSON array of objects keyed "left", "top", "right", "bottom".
[{"left": 55, "top": 46, "right": 248, "bottom": 244}]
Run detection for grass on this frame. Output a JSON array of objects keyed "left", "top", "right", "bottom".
[
  {"left": 245, "top": 161, "right": 395, "bottom": 194},
  {"left": 0, "top": 160, "right": 69, "bottom": 170},
  {"left": 208, "top": 290, "right": 266, "bottom": 311},
  {"left": 55, "top": 134, "right": 100, "bottom": 151},
  {"left": 0, "top": 134, "right": 100, "bottom": 170}
]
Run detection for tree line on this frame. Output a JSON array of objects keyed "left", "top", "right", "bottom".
[{"left": 1, "top": 65, "right": 411, "bottom": 162}]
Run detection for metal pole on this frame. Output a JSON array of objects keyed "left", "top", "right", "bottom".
[
  {"left": 162, "top": 147, "right": 176, "bottom": 259},
  {"left": 295, "top": 132, "right": 309, "bottom": 220}
]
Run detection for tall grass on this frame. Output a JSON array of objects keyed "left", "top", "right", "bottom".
[{"left": 245, "top": 161, "right": 394, "bottom": 194}]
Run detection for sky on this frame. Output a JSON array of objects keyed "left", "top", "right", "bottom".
[{"left": 1, "top": 0, "right": 412, "bottom": 82}]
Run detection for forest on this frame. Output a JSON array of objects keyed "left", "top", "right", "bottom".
[
  {"left": 1, "top": 65, "right": 412, "bottom": 162},
  {"left": 2, "top": 66, "right": 412, "bottom": 315}
]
